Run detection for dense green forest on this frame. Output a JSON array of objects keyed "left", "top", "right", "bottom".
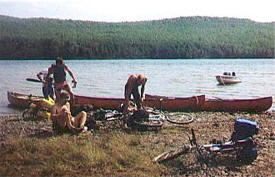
[{"left": 0, "top": 15, "right": 274, "bottom": 59}]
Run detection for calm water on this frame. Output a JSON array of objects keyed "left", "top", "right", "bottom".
[{"left": 0, "top": 59, "right": 274, "bottom": 114}]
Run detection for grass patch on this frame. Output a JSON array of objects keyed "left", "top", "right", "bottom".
[{"left": 0, "top": 132, "right": 169, "bottom": 177}]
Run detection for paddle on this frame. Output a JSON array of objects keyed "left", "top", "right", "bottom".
[
  {"left": 26, "top": 78, "right": 77, "bottom": 88},
  {"left": 26, "top": 78, "right": 42, "bottom": 83}
]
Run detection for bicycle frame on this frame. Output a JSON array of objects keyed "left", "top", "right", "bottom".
[
  {"left": 154, "top": 127, "right": 258, "bottom": 164},
  {"left": 189, "top": 129, "right": 257, "bottom": 165},
  {"left": 202, "top": 137, "right": 254, "bottom": 153}
]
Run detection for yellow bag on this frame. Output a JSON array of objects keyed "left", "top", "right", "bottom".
[
  {"left": 38, "top": 97, "right": 55, "bottom": 110},
  {"left": 36, "top": 110, "right": 51, "bottom": 120}
]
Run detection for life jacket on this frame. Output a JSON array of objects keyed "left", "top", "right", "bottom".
[
  {"left": 38, "top": 97, "right": 55, "bottom": 110},
  {"left": 53, "top": 64, "right": 66, "bottom": 83},
  {"left": 27, "top": 98, "right": 54, "bottom": 120}
]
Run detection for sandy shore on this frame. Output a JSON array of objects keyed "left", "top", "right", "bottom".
[{"left": 0, "top": 111, "right": 274, "bottom": 176}]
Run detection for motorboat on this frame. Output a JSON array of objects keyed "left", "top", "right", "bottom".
[{"left": 216, "top": 72, "right": 241, "bottom": 85}]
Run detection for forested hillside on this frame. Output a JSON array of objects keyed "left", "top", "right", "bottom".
[{"left": 0, "top": 15, "right": 274, "bottom": 59}]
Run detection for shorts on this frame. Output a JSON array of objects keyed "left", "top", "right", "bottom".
[{"left": 54, "top": 82, "right": 69, "bottom": 92}]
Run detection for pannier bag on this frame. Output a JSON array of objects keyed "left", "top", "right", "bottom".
[
  {"left": 238, "top": 146, "right": 258, "bottom": 163},
  {"left": 231, "top": 117, "right": 259, "bottom": 141}
]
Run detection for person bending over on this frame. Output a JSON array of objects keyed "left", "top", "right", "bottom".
[{"left": 124, "top": 74, "right": 147, "bottom": 113}]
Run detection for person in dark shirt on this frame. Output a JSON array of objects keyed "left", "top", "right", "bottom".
[{"left": 47, "top": 57, "right": 77, "bottom": 104}]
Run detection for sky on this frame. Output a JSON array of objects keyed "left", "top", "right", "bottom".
[{"left": 0, "top": 0, "right": 274, "bottom": 22}]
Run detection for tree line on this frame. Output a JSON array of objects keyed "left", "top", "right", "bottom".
[{"left": 0, "top": 15, "right": 274, "bottom": 59}]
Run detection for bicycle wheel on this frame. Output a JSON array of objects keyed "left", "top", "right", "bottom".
[
  {"left": 22, "top": 108, "right": 35, "bottom": 120},
  {"left": 165, "top": 113, "right": 194, "bottom": 124},
  {"left": 153, "top": 145, "right": 192, "bottom": 163},
  {"left": 131, "top": 118, "right": 163, "bottom": 131},
  {"left": 105, "top": 111, "right": 124, "bottom": 121}
]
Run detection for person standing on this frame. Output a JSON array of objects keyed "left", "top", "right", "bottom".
[
  {"left": 37, "top": 69, "right": 54, "bottom": 99},
  {"left": 47, "top": 57, "right": 77, "bottom": 103},
  {"left": 124, "top": 74, "right": 147, "bottom": 113}
]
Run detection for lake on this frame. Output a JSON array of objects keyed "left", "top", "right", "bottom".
[{"left": 0, "top": 59, "right": 274, "bottom": 114}]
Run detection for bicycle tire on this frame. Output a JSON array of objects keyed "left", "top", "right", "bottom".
[
  {"left": 106, "top": 116, "right": 123, "bottom": 121},
  {"left": 153, "top": 145, "right": 192, "bottom": 163},
  {"left": 105, "top": 112, "right": 124, "bottom": 121},
  {"left": 165, "top": 113, "right": 194, "bottom": 124},
  {"left": 22, "top": 108, "right": 35, "bottom": 120}
]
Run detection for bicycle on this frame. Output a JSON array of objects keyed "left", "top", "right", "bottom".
[
  {"left": 144, "top": 107, "right": 195, "bottom": 125},
  {"left": 85, "top": 109, "right": 126, "bottom": 130},
  {"left": 127, "top": 109, "right": 164, "bottom": 131},
  {"left": 86, "top": 108, "right": 165, "bottom": 131},
  {"left": 84, "top": 105, "right": 195, "bottom": 131},
  {"left": 154, "top": 117, "right": 259, "bottom": 165},
  {"left": 22, "top": 102, "right": 38, "bottom": 120}
]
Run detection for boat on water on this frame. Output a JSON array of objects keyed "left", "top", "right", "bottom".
[
  {"left": 7, "top": 91, "right": 205, "bottom": 112},
  {"left": 216, "top": 72, "right": 241, "bottom": 85},
  {"left": 146, "top": 94, "right": 273, "bottom": 112}
]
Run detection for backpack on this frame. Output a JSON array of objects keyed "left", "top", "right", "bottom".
[{"left": 231, "top": 117, "right": 259, "bottom": 141}]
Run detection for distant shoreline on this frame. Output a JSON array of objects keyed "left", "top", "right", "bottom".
[
  {"left": 0, "top": 58, "right": 274, "bottom": 61},
  {"left": 1, "top": 16, "right": 274, "bottom": 60}
]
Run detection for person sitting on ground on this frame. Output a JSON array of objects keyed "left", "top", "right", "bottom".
[
  {"left": 124, "top": 74, "right": 147, "bottom": 113},
  {"left": 47, "top": 57, "right": 77, "bottom": 104},
  {"left": 37, "top": 68, "right": 54, "bottom": 99},
  {"left": 50, "top": 92, "right": 87, "bottom": 133}
]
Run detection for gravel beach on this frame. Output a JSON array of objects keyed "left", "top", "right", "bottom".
[{"left": 0, "top": 110, "right": 274, "bottom": 176}]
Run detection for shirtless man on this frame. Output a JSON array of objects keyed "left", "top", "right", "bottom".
[
  {"left": 51, "top": 92, "right": 87, "bottom": 133},
  {"left": 124, "top": 74, "right": 147, "bottom": 113}
]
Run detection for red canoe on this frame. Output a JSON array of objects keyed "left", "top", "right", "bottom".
[
  {"left": 144, "top": 94, "right": 205, "bottom": 111},
  {"left": 74, "top": 95, "right": 125, "bottom": 110},
  {"left": 75, "top": 94, "right": 205, "bottom": 112},
  {"left": 202, "top": 97, "right": 273, "bottom": 112},
  {"left": 146, "top": 94, "right": 273, "bottom": 112},
  {"left": 8, "top": 91, "right": 204, "bottom": 111},
  {"left": 7, "top": 91, "right": 42, "bottom": 109},
  {"left": 8, "top": 91, "right": 272, "bottom": 112}
]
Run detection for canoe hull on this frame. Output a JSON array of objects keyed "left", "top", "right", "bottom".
[
  {"left": 144, "top": 94, "right": 205, "bottom": 111},
  {"left": 8, "top": 91, "right": 272, "bottom": 112},
  {"left": 202, "top": 97, "right": 273, "bottom": 112},
  {"left": 146, "top": 94, "right": 273, "bottom": 112},
  {"left": 7, "top": 91, "right": 42, "bottom": 109},
  {"left": 74, "top": 95, "right": 125, "bottom": 110},
  {"left": 75, "top": 94, "right": 205, "bottom": 111}
]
